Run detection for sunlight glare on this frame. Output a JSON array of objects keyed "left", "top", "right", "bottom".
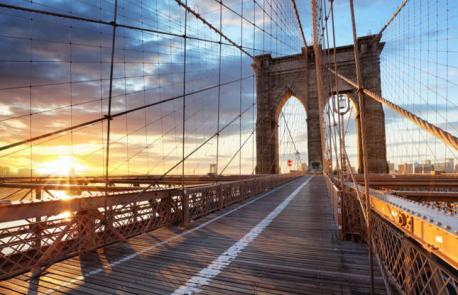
[
  {"left": 50, "top": 190, "right": 72, "bottom": 200},
  {"left": 56, "top": 211, "right": 72, "bottom": 220},
  {"left": 36, "top": 156, "right": 85, "bottom": 176}
]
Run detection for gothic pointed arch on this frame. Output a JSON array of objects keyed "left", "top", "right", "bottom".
[{"left": 254, "top": 35, "right": 388, "bottom": 174}]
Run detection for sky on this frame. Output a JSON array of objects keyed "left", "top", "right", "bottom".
[
  {"left": 0, "top": 0, "right": 456, "bottom": 176},
  {"left": 297, "top": 0, "right": 458, "bottom": 170},
  {"left": 278, "top": 96, "right": 307, "bottom": 173},
  {"left": 297, "top": 0, "right": 402, "bottom": 47}
]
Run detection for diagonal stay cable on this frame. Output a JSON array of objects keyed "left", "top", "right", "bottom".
[
  {"left": 162, "top": 102, "right": 255, "bottom": 178},
  {"left": 0, "top": 76, "right": 253, "bottom": 152},
  {"left": 378, "top": 0, "right": 410, "bottom": 36},
  {"left": 219, "top": 129, "right": 255, "bottom": 176},
  {"left": 111, "top": 102, "right": 256, "bottom": 215},
  {"left": 174, "top": 0, "right": 253, "bottom": 58},
  {"left": 0, "top": 2, "right": 245, "bottom": 48},
  {"left": 290, "top": 0, "right": 308, "bottom": 48},
  {"left": 329, "top": 68, "right": 458, "bottom": 151},
  {"left": 280, "top": 111, "right": 302, "bottom": 163}
]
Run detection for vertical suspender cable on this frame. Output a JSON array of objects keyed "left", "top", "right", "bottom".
[
  {"left": 252, "top": 0, "right": 256, "bottom": 174},
  {"left": 216, "top": 1, "right": 222, "bottom": 176},
  {"left": 322, "top": 0, "right": 333, "bottom": 172},
  {"left": 324, "top": 0, "right": 340, "bottom": 175},
  {"left": 330, "top": 0, "right": 345, "bottom": 189},
  {"left": 311, "top": 0, "right": 328, "bottom": 174},
  {"left": 181, "top": 0, "right": 188, "bottom": 227},
  {"left": 239, "top": 0, "right": 243, "bottom": 175},
  {"left": 103, "top": 0, "right": 118, "bottom": 247},
  {"left": 29, "top": 16, "right": 33, "bottom": 180},
  {"left": 348, "top": 0, "right": 374, "bottom": 293},
  {"left": 105, "top": 0, "right": 118, "bottom": 198}
]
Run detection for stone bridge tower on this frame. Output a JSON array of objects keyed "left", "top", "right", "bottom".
[{"left": 253, "top": 35, "right": 388, "bottom": 174}]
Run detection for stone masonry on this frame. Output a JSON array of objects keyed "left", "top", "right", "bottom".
[{"left": 253, "top": 35, "right": 388, "bottom": 174}]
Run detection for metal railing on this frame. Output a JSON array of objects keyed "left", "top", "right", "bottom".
[
  {"left": 324, "top": 174, "right": 458, "bottom": 294},
  {"left": 0, "top": 174, "right": 299, "bottom": 280},
  {"left": 372, "top": 213, "right": 457, "bottom": 294}
]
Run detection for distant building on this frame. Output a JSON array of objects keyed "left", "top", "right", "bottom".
[
  {"left": 414, "top": 160, "right": 433, "bottom": 174},
  {"left": 17, "top": 168, "right": 32, "bottom": 177},
  {"left": 398, "top": 163, "right": 413, "bottom": 174},
  {"left": 434, "top": 163, "right": 445, "bottom": 173},
  {"left": 0, "top": 166, "right": 10, "bottom": 177},
  {"left": 423, "top": 160, "right": 433, "bottom": 174},
  {"left": 208, "top": 163, "right": 217, "bottom": 176},
  {"left": 433, "top": 158, "right": 454, "bottom": 174},
  {"left": 413, "top": 162, "right": 421, "bottom": 174},
  {"left": 301, "top": 163, "right": 308, "bottom": 172},
  {"left": 387, "top": 161, "right": 395, "bottom": 173},
  {"left": 446, "top": 158, "right": 454, "bottom": 173}
]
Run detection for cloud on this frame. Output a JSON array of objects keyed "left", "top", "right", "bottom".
[{"left": 0, "top": 1, "right": 266, "bottom": 174}]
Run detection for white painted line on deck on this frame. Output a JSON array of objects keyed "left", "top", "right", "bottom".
[
  {"left": 171, "top": 176, "right": 313, "bottom": 295},
  {"left": 47, "top": 177, "right": 308, "bottom": 294}
]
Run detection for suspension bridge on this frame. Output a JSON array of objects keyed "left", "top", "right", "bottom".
[{"left": 0, "top": 0, "right": 456, "bottom": 294}]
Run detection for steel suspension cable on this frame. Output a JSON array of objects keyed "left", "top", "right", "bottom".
[
  {"left": 329, "top": 69, "right": 458, "bottom": 151},
  {"left": 219, "top": 130, "right": 255, "bottom": 176},
  {"left": 280, "top": 111, "right": 302, "bottom": 165},
  {"left": 348, "top": 0, "right": 374, "bottom": 293},
  {"left": 290, "top": 0, "right": 308, "bottom": 49},
  {"left": 378, "top": 0, "right": 410, "bottom": 36},
  {"left": 311, "top": 0, "right": 328, "bottom": 173},
  {"left": 0, "top": 76, "right": 252, "bottom": 153},
  {"left": 329, "top": 0, "right": 346, "bottom": 188},
  {"left": 112, "top": 102, "right": 256, "bottom": 215},
  {"left": 174, "top": 0, "right": 253, "bottom": 58}
]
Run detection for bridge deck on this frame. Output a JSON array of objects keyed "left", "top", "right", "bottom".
[{"left": 0, "top": 176, "right": 386, "bottom": 294}]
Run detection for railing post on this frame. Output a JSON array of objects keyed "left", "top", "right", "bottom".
[
  {"left": 33, "top": 188, "right": 43, "bottom": 252},
  {"left": 182, "top": 189, "right": 189, "bottom": 228},
  {"left": 77, "top": 210, "right": 97, "bottom": 254},
  {"left": 218, "top": 184, "right": 224, "bottom": 209},
  {"left": 336, "top": 189, "right": 344, "bottom": 240}
]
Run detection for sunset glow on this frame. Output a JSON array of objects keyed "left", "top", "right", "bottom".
[{"left": 35, "top": 156, "right": 86, "bottom": 177}]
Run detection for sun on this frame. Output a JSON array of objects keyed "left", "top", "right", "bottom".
[{"left": 36, "top": 156, "right": 85, "bottom": 177}]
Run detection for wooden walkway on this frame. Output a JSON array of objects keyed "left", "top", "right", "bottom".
[{"left": 0, "top": 176, "right": 386, "bottom": 294}]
